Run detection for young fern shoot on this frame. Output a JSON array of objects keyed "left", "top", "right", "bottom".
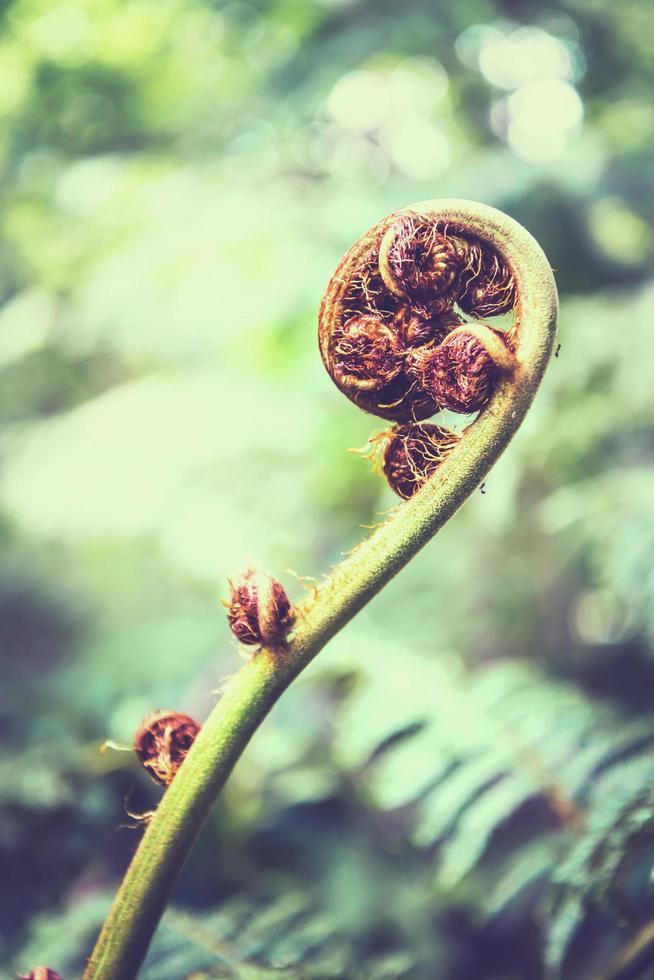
[{"left": 83, "top": 199, "right": 558, "bottom": 980}]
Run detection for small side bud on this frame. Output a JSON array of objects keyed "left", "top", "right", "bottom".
[
  {"left": 407, "top": 326, "right": 512, "bottom": 414},
  {"left": 18, "top": 970, "right": 63, "bottom": 980},
  {"left": 381, "top": 422, "right": 460, "bottom": 499},
  {"left": 226, "top": 570, "right": 294, "bottom": 650},
  {"left": 133, "top": 710, "right": 200, "bottom": 787}
]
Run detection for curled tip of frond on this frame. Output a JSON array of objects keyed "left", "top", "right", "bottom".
[{"left": 319, "top": 207, "right": 518, "bottom": 426}]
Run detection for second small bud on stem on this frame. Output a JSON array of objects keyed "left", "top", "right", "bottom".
[
  {"left": 226, "top": 570, "right": 295, "bottom": 651},
  {"left": 134, "top": 710, "right": 201, "bottom": 787}
]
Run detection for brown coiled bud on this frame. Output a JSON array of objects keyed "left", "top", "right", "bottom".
[
  {"left": 379, "top": 214, "right": 464, "bottom": 308},
  {"left": 342, "top": 256, "right": 400, "bottom": 320},
  {"left": 133, "top": 710, "right": 200, "bottom": 786},
  {"left": 408, "top": 327, "right": 512, "bottom": 415},
  {"left": 381, "top": 422, "right": 460, "bottom": 499},
  {"left": 320, "top": 244, "right": 438, "bottom": 422},
  {"left": 332, "top": 315, "right": 402, "bottom": 392},
  {"left": 226, "top": 570, "right": 294, "bottom": 650},
  {"left": 393, "top": 307, "right": 463, "bottom": 348},
  {"left": 319, "top": 207, "right": 520, "bottom": 424},
  {"left": 19, "top": 968, "right": 63, "bottom": 980},
  {"left": 458, "top": 249, "right": 515, "bottom": 318}
]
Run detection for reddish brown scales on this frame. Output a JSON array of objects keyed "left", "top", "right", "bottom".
[
  {"left": 458, "top": 249, "right": 515, "bottom": 318},
  {"left": 379, "top": 214, "right": 465, "bottom": 308},
  {"left": 381, "top": 422, "right": 460, "bottom": 499},
  {"left": 392, "top": 307, "right": 463, "bottom": 348},
  {"left": 332, "top": 315, "right": 402, "bottom": 392},
  {"left": 323, "top": 238, "right": 439, "bottom": 422},
  {"left": 341, "top": 254, "right": 400, "bottom": 321},
  {"left": 347, "top": 373, "right": 439, "bottom": 424},
  {"left": 408, "top": 329, "right": 506, "bottom": 414},
  {"left": 133, "top": 710, "right": 200, "bottom": 787},
  {"left": 226, "top": 570, "right": 294, "bottom": 650}
]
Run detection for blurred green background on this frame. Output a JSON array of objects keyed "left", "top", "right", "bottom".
[{"left": 1, "top": 0, "right": 654, "bottom": 977}]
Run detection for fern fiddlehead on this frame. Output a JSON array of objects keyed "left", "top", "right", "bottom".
[{"left": 82, "top": 199, "right": 558, "bottom": 979}]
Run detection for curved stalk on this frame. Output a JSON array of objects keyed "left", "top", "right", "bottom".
[{"left": 83, "top": 200, "right": 558, "bottom": 979}]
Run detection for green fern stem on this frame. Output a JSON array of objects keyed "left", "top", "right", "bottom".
[{"left": 83, "top": 199, "right": 558, "bottom": 979}]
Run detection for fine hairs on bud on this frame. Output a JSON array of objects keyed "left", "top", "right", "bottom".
[
  {"left": 379, "top": 214, "right": 465, "bottom": 310},
  {"left": 381, "top": 422, "right": 461, "bottom": 499},
  {"left": 393, "top": 307, "right": 463, "bottom": 348},
  {"left": 458, "top": 249, "right": 515, "bottom": 318},
  {"left": 332, "top": 315, "right": 403, "bottom": 392},
  {"left": 133, "top": 710, "right": 200, "bottom": 787},
  {"left": 342, "top": 254, "right": 400, "bottom": 320},
  {"left": 226, "top": 569, "right": 295, "bottom": 650},
  {"left": 407, "top": 327, "right": 512, "bottom": 415}
]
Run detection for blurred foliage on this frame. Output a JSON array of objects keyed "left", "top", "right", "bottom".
[{"left": 1, "top": 0, "right": 654, "bottom": 977}]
